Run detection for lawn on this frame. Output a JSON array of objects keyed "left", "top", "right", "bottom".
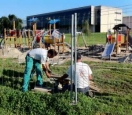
[
  {"left": 0, "top": 32, "right": 106, "bottom": 47},
  {"left": 0, "top": 58, "right": 132, "bottom": 115},
  {"left": 64, "top": 32, "right": 106, "bottom": 46}
]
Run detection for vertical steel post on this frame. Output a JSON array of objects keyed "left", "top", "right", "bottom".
[
  {"left": 74, "top": 13, "right": 77, "bottom": 104},
  {"left": 70, "top": 14, "right": 74, "bottom": 102}
]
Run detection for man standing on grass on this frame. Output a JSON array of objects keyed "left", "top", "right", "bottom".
[{"left": 22, "top": 48, "right": 57, "bottom": 92}]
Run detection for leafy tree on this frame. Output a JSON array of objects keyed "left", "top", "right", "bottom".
[
  {"left": 0, "top": 14, "right": 22, "bottom": 34},
  {"left": 0, "top": 17, "right": 10, "bottom": 34},
  {"left": 8, "top": 14, "right": 22, "bottom": 30},
  {"left": 82, "top": 20, "right": 91, "bottom": 36}
]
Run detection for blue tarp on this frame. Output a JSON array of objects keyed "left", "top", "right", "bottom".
[
  {"left": 102, "top": 42, "right": 115, "bottom": 59},
  {"left": 48, "top": 19, "right": 60, "bottom": 24}
]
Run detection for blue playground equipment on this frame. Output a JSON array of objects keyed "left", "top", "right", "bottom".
[
  {"left": 28, "top": 17, "right": 38, "bottom": 22},
  {"left": 102, "top": 42, "right": 116, "bottom": 60},
  {"left": 48, "top": 19, "right": 60, "bottom": 24}
]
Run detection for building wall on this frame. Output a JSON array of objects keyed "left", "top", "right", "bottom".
[
  {"left": 27, "top": 6, "right": 93, "bottom": 33},
  {"left": 26, "top": 5, "right": 122, "bottom": 33},
  {"left": 100, "top": 6, "right": 122, "bottom": 32},
  {"left": 91, "top": 6, "right": 95, "bottom": 32},
  {"left": 123, "top": 16, "right": 132, "bottom": 30}
]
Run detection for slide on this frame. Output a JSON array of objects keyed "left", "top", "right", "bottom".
[
  {"left": 102, "top": 42, "right": 116, "bottom": 59},
  {"left": 128, "top": 35, "right": 132, "bottom": 48}
]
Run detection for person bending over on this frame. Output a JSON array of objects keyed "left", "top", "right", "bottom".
[{"left": 22, "top": 48, "right": 57, "bottom": 92}]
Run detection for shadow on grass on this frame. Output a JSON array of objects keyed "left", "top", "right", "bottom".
[
  {"left": 94, "top": 91, "right": 117, "bottom": 97},
  {"left": 2, "top": 69, "right": 23, "bottom": 78},
  {"left": 0, "top": 76, "right": 36, "bottom": 91}
]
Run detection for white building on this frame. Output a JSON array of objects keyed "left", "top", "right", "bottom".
[{"left": 95, "top": 6, "right": 122, "bottom": 32}]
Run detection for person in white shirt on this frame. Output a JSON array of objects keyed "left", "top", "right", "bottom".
[
  {"left": 59, "top": 52, "right": 92, "bottom": 94},
  {"left": 22, "top": 48, "right": 57, "bottom": 92}
]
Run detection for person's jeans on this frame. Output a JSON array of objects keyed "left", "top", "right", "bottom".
[
  {"left": 22, "top": 55, "right": 43, "bottom": 92},
  {"left": 62, "top": 84, "right": 89, "bottom": 95},
  {"left": 77, "top": 87, "right": 89, "bottom": 94}
]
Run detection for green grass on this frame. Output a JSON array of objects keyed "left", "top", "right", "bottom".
[
  {"left": 0, "top": 107, "right": 14, "bottom": 115},
  {"left": 0, "top": 32, "right": 106, "bottom": 47},
  {"left": 51, "top": 61, "right": 132, "bottom": 94},
  {"left": 0, "top": 58, "right": 132, "bottom": 114},
  {"left": 65, "top": 32, "right": 106, "bottom": 46},
  {"left": 0, "top": 59, "right": 132, "bottom": 95},
  {"left": 0, "top": 37, "right": 31, "bottom": 46}
]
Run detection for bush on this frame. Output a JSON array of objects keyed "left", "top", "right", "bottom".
[{"left": 0, "top": 86, "right": 132, "bottom": 115}]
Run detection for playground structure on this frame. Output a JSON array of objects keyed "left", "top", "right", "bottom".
[
  {"left": 0, "top": 20, "right": 32, "bottom": 49},
  {"left": 0, "top": 18, "right": 67, "bottom": 53},
  {"left": 0, "top": 17, "right": 91, "bottom": 65},
  {"left": 32, "top": 19, "right": 66, "bottom": 53},
  {"left": 102, "top": 24, "right": 132, "bottom": 59},
  {"left": 2, "top": 19, "right": 22, "bottom": 48},
  {"left": 4, "top": 29, "right": 22, "bottom": 48},
  {"left": 0, "top": 17, "right": 91, "bottom": 55}
]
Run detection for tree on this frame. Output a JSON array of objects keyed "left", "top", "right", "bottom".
[
  {"left": 8, "top": 14, "right": 22, "bottom": 29},
  {"left": 0, "top": 16, "right": 10, "bottom": 34},
  {"left": 0, "top": 14, "right": 22, "bottom": 34},
  {"left": 82, "top": 20, "right": 91, "bottom": 36}
]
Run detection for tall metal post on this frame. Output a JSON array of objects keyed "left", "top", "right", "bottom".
[
  {"left": 70, "top": 14, "right": 74, "bottom": 102},
  {"left": 74, "top": 13, "right": 77, "bottom": 104}
]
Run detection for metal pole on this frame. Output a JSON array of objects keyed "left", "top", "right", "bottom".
[
  {"left": 74, "top": 13, "right": 77, "bottom": 104},
  {"left": 70, "top": 14, "right": 74, "bottom": 102}
]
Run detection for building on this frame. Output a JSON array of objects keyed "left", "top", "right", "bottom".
[
  {"left": 95, "top": 6, "right": 122, "bottom": 32},
  {"left": 27, "top": 5, "right": 122, "bottom": 33},
  {"left": 123, "top": 16, "right": 132, "bottom": 29}
]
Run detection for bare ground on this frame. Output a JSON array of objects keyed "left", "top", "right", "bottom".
[{"left": 0, "top": 45, "right": 131, "bottom": 64}]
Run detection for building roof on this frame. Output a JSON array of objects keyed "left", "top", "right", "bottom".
[{"left": 27, "top": 5, "right": 92, "bottom": 18}]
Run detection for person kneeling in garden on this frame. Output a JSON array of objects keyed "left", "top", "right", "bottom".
[
  {"left": 22, "top": 48, "right": 57, "bottom": 92},
  {"left": 59, "top": 52, "right": 93, "bottom": 95}
]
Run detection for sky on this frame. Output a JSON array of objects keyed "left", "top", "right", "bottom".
[{"left": 0, "top": 0, "right": 132, "bottom": 20}]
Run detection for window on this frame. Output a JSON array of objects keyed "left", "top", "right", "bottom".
[
  {"left": 115, "top": 19, "right": 121, "bottom": 21},
  {"left": 115, "top": 12, "right": 121, "bottom": 14}
]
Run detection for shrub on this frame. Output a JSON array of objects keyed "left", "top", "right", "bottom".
[{"left": 0, "top": 86, "right": 132, "bottom": 115}]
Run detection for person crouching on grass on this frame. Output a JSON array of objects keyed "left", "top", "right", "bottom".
[
  {"left": 59, "top": 52, "right": 93, "bottom": 95},
  {"left": 22, "top": 48, "right": 57, "bottom": 92}
]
